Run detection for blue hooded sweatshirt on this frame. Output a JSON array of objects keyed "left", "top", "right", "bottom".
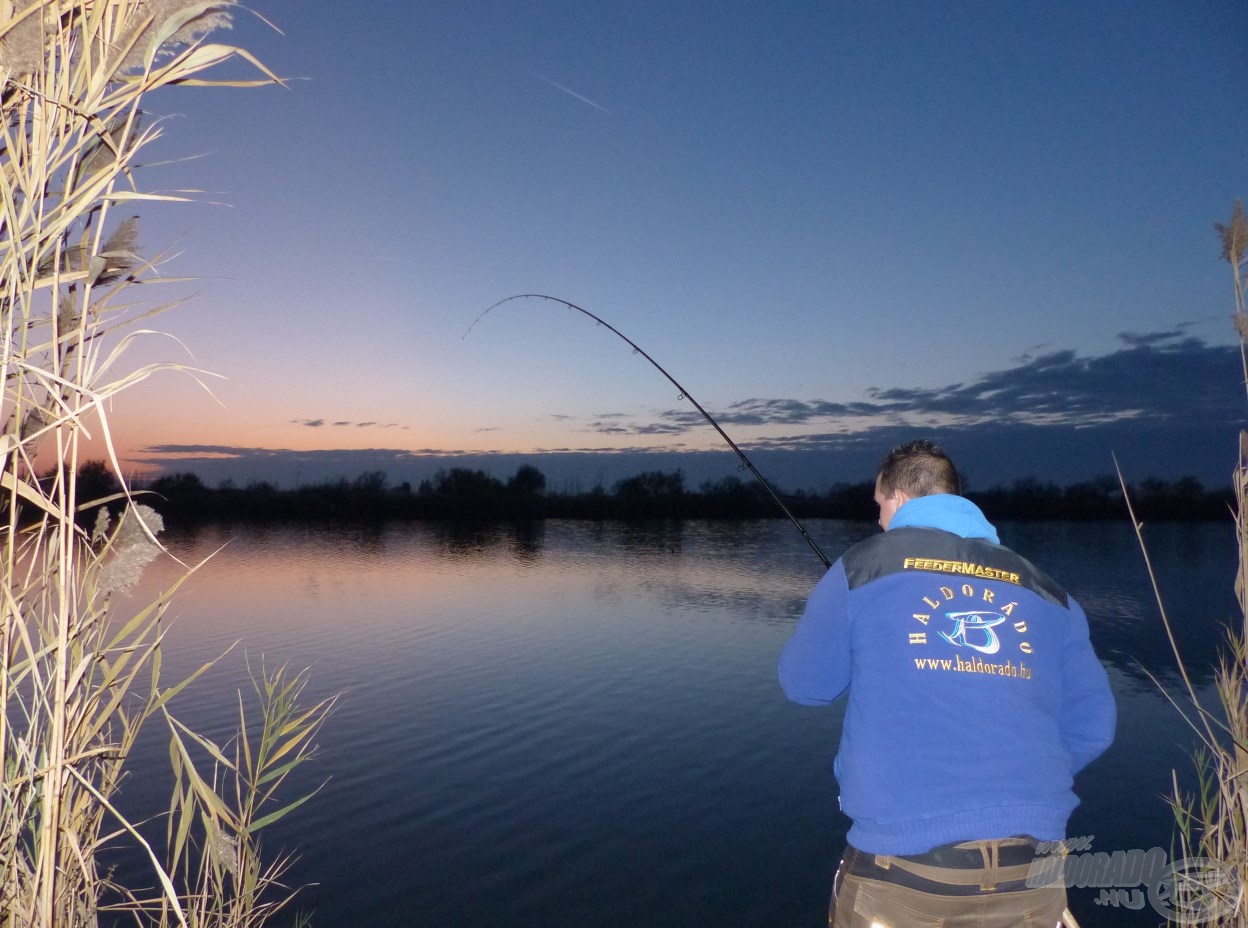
[{"left": 778, "top": 495, "right": 1115, "bottom": 855}]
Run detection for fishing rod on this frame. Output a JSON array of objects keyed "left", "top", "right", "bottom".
[{"left": 464, "top": 294, "right": 832, "bottom": 569}]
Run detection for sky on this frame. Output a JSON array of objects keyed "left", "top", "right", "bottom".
[{"left": 100, "top": 0, "right": 1248, "bottom": 492}]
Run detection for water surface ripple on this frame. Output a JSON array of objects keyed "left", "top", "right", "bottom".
[{"left": 103, "top": 519, "right": 1233, "bottom": 927}]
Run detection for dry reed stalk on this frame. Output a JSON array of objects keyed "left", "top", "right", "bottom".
[
  {"left": 0, "top": 4, "right": 330, "bottom": 927},
  {"left": 1123, "top": 202, "right": 1248, "bottom": 926}
]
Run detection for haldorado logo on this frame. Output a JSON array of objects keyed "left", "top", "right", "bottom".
[
  {"left": 910, "top": 583, "right": 1036, "bottom": 680},
  {"left": 940, "top": 610, "right": 1006, "bottom": 654}
]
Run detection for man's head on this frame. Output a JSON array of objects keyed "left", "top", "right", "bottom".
[{"left": 873, "top": 440, "right": 960, "bottom": 530}]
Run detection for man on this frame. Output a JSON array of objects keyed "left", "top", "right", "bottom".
[{"left": 778, "top": 440, "right": 1115, "bottom": 927}]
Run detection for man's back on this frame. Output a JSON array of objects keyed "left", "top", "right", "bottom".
[
  {"left": 779, "top": 442, "right": 1115, "bottom": 926},
  {"left": 820, "top": 525, "right": 1112, "bottom": 854}
]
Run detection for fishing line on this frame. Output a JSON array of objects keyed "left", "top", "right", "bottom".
[{"left": 464, "top": 293, "right": 831, "bottom": 569}]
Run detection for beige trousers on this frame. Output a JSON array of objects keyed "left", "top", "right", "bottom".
[{"left": 830, "top": 839, "right": 1068, "bottom": 928}]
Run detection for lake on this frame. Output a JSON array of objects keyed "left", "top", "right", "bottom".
[{"left": 108, "top": 517, "right": 1238, "bottom": 927}]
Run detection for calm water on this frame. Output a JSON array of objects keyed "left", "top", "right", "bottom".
[{"left": 107, "top": 518, "right": 1236, "bottom": 927}]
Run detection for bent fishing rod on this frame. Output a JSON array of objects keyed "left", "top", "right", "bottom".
[{"left": 464, "top": 294, "right": 831, "bottom": 570}]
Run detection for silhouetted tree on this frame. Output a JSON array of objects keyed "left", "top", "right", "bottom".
[
  {"left": 700, "top": 475, "right": 748, "bottom": 497},
  {"left": 507, "top": 465, "right": 547, "bottom": 496},
  {"left": 151, "top": 472, "right": 206, "bottom": 497},
  {"left": 613, "top": 470, "right": 685, "bottom": 501},
  {"left": 142, "top": 472, "right": 212, "bottom": 521},
  {"left": 86, "top": 464, "right": 1232, "bottom": 525},
  {"left": 433, "top": 468, "right": 505, "bottom": 498},
  {"left": 697, "top": 475, "right": 771, "bottom": 517},
  {"left": 353, "top": 470, "right": 388, "bottom": 493},
  {"left": 77, "top": 460, "right": 121, "bottom": 506}
]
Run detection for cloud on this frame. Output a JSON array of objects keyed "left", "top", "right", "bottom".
[
  {"left": 134, "top": 331, "right": 1246, "bottom": 490},
  {"left": 632, "top": 423, "right": 687, "bottom": 435},
  {"left": 296, "top": 417, "right": 409, "bottom": 430},
  {"left": 142, "top": 443, "right": 251, "bottom": 459},
  {"left": 581, "top": 334, "right": 1241, "bottom": 438},
  {"left": 1117, "top": 329, "right": 1187, "bottom": 348}
]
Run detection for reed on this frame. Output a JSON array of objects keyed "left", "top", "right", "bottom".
[
  {"left": 1122, "top": 200, "right": 1248, "bottom": 925},
  {"left": 0, "top": 4, "right": 331, "bottom": 926}
]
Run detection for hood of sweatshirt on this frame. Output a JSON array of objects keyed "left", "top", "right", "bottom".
[{"left": 888, "top": 493, "right": 1000, "bottom": 544}]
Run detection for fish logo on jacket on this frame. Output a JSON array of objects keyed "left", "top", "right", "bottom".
[{"left": 939, "top": 611, "right": 1007, "bottom": 655}]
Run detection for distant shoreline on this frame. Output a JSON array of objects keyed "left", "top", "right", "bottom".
[{"left": 117, "top": 465, "right": 1232, "bottom": 525}]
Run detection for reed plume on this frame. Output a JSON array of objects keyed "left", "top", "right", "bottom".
[{"left": 0, "top": 4, "right": 331, "bottom": 927}]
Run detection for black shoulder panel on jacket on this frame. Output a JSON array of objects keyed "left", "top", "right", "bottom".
[{"left": 841, "top": 527, "right": 1070, "bottom": 608}]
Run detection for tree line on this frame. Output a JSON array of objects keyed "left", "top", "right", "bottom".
[{"left": 58, "top": 462, "right": 1233, "bottom": 525}]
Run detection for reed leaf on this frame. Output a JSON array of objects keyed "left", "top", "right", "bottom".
[
  {"left": 1133, "top": 204, "right": 1248, "bottom": 925},
  {"left": 0, "top": 3, "right": 333, "bottom": 927}
]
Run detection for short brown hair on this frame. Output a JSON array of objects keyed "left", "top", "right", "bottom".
[{"left": 877, "top": 439, "right": 959, "bottom": 498}]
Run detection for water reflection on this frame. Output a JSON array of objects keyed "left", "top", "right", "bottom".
[
  {"left": 305, "top": 514, "right": 1228, "bottom": 685},
  {"left": 102, "top": 518, "right": 1235, "bottom": 928}
]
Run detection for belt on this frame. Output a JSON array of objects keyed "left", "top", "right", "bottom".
[
  {"left": 845, "top": 838, "right": 1048, "bottom": 894},
  {"left": 897, "top": 837, "right": 1042, "bottom": 870}
]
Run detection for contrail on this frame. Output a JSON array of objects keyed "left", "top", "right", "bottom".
[{"left": 527, "top": 69, "right": 611, "bottom": 114}]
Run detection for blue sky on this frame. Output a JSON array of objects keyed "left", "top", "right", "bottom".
[{"left": 112, "top": 0, "right": 1247, "bottom": 490}]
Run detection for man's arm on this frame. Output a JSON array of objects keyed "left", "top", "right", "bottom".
[
  {"left": 777, "top": 560, "right": 853, "bottom": 705},
  {"left": 1059, "top": 596, "right": 1116, "bottom": 771}
]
